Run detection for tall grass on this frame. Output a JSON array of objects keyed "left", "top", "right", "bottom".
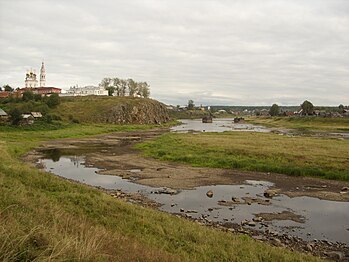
[
  {"left": 137, "top": 132, "right": 349, "bottom": 181},
  {"left": 247, "top": 116, "right": 349, "bottom": 131}
]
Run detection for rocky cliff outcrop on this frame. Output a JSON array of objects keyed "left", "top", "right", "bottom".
[
  {"left": 102, "top": 99, "right": 170, "bottom": 124},
  {"left": 57, "top": 97, "right": 170, "bottom": 124}
]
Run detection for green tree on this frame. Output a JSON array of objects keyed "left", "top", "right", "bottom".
[
  {"left": 119, "top": 79, "right": 127, "bottom": 96},
  {"left": 269, "top": 104, "right": 280, "bottom": 116},
  {"left": 300, "top": 100, "right": 314, "bottom": 115},
  {"left": 138, "top": 82, "right": 150, "bottom": 98},
  {"left": 127, "top": 79, "right": 138, "bottom": 97},
  {"left": 22, "top": 91, "right": 34, "bottom": 102},
  {"left": 188, "top": 100, "right": 195, "bottom": 110},
  {"left": 9, "top": 108, "right": 22, "bottom": 125},
  {"left": 100, "top": 78, "right": 114, "bottom": 96},
  {"left": 46, "top": 93, "right": 60, "bottom": 108},
  {"left": 339, "top": 104, "right": 345, "bottom": 113},
  {"left": 34, "top": 94, "right": 42, "bottom": 101},
  {"left": 3, "top": 84, "right": 13, "bottom": 92},
  {"left": 113, "top": 78, "right": 121, "bottom": 96}
]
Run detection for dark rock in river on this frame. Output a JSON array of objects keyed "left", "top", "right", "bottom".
[
  {"left": 206, "top": 190, "right": 214, "bottom": 198},
  {"left": 154, "top": 187, "right": 178, "bottom": 195},
  {"left": 264, "top": 189, "right": 277, "bottom": 198}
]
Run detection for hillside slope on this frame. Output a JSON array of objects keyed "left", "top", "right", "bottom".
[{"left": 55, "top": 96, "right": 170, "bottom": 124}]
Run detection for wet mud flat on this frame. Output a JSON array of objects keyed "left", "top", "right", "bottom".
[{"left": 24, "top": 129, "right": 349, "bottom": 261}]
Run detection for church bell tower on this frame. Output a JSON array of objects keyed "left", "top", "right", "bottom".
[{"left": 40, "top": 62, "right": 46, "bottom": 87}]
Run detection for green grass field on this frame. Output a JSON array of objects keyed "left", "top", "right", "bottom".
[
  {"left": 246, "top": 116, "right": 349, "bottom": 132},
  {"left": 0, "top": 123, "right": 320, "bottom": 261},
  {"left": 137, "top": 131, "right": 349, "bottom": 181}
]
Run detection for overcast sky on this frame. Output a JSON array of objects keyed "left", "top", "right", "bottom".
[{"left": 0, "top": 0, "right": 348, "bottom": 105}]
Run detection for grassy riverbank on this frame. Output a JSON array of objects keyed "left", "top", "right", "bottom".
[
  {"left": 0, "top": 123, "right": 320, "bottom": 261},
  {"left": 246, "top": 116, "right": 349, "bottom": 132},
  {"left": 137, "top": 132, "right": 349, "bottom": 181}
]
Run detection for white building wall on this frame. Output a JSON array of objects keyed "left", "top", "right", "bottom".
[{"left": 65, "top": 86, "right": 108, "bottom": 96}]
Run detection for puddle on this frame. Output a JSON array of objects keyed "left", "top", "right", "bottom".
[{"left": 40, "top": 151, "right": 349, "bottom": 245}]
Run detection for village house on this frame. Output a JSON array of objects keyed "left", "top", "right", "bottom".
[
  {"left": 31, "top": 112, "right": 43, "bottom": 118},
  {"left": 20, "top": 114, "right": 34, "bottom": 125},
  {"left": 17, "top": 112, "right": 43, "bottom": 125},
  {"left": 283, "top": 111, "right": 295, "bottom": 117},
  {"left": 0, "top": 108, "right": 8, "bottom": 123}
]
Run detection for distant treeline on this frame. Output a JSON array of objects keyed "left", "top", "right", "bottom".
[{"left": 209, "top": 106, "right": 341, "bottom": 113}]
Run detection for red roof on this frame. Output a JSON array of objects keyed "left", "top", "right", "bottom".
[
  {"left": 0, "top": 91, "right": 10, "bottom": 98},
  {"left": 18, "top": 87, "right": 61, "bottom": 94}
]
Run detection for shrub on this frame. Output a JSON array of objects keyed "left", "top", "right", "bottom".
[{"left": 46, "top": 94, "right": 60, "bottom": 108}]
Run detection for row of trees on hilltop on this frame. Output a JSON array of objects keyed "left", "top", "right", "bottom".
[
  {"left": 269, "top": 100, "right": 348, "bottom": 116},
  {"left": 99, "top": 77, "right": 150, "bottom": 98}
]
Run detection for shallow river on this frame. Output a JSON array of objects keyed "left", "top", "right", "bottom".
[
  {"left": 171, "top": 118, "right": 270, "bottom": 133},
  {"left": 171, "top": 118, "right": 349, "bottom": 140}
]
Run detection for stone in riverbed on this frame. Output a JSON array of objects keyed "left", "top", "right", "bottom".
[
  {"left": 271, "top": 237, "right": 282, "bottom": 247},
  {"left": 154, "top": 187, "right": 178, "bottom": 195},
  {"left": 264, "top": 189, "right": 277, "bottom": 198},
  {"left": 247, "top": 221, "right": 256, "bottom": 227},
  {"left": 252, "top": 217, "right": 263, "bottom": 222},
  {"left": 325, "top": 251, "right": 344, "bottom": 260},
  {"left": 306, "top": 243, "right": 313, "bottom": 252},
  {"left": 206, "top": 190, "right": 214, "bottom": 198},
  {"left": 231, "top": 196, "right": 240, "bottom": 203},
  {"left": 340, "top": 187, "right": 349, "bottom": 194}
]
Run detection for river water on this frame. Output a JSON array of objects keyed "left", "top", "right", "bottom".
[
  {"left": 171, "top": 118, "right": 270, "bottom": 133},
  {"left": 171, "top": 118, "right": 349, "bottom": 140},
  {"left": 40, "top": 147, "right": 349, "bottom": 245}
]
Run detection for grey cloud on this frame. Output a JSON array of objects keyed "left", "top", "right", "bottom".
[{"left": 0, "top": 0, "right": 348, "bottom": 105}]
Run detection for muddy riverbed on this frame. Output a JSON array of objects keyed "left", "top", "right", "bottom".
[{"left": 24, "top": 128, "right": 349, "bottom": 260}]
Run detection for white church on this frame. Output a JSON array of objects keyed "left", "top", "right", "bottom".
[{"left": 25, "top": 62, "right": 46, "bottom": 88}]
